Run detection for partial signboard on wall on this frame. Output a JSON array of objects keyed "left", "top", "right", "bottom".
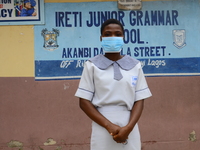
[
  {"left": 0, "top": 0, "right": 44, "bottom": 25},
  {"left": 118, "top": 0, "right": 142, "bottom": 10},
  {"left": 34, "top": 0, "right": 200, "bottom": 80}
]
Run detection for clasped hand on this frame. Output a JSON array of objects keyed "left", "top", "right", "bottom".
[{"left": 107, "top": 124, "right": 130, "bottom": 144}]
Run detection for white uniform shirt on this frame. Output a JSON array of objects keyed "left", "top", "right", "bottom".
[{"left": 75, "top": 54, "right": 152, "bottom": 110}]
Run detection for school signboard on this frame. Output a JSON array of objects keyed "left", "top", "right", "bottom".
[{"left": 34, "top": 0, "right": 200, "bottom": 80}]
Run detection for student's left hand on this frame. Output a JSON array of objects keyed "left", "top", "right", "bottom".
[{"left": 112, "top": 126, "right": 131, "bottom": 143}]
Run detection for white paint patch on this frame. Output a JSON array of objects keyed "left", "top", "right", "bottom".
[
  {"left": 44, "top": 138, "right": 56, "bottom": 146},
  {"left": 188, "top": 130, "right": 197, "bottom": 142},
  {"left": 7, "top": 140, "right": 23, "bottom": 149},
  {"left": 63, "top": 83, "right": 70, "bottom": 90}
]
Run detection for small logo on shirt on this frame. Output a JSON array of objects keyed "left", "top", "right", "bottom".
[{"left": 131, "top": 76, "right": 138, "bottom": 87}]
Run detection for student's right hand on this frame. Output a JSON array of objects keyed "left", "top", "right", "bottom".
[
  {"left": 112, "top": 126, "right": 130, "bottom": 143},
  {"left": 106, "top": 123, "right": 121, "bottom": 137},
  {"left": 106, "top": 124, "right": 129, "bottom": 143}
]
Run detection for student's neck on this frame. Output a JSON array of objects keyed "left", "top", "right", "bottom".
[{"left": 104, "top": 53, "right": 122, "bottom": 61}]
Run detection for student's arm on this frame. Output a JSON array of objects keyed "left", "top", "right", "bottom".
[{"left": 79, "top": 98, "right": 121, "bottom": 135}]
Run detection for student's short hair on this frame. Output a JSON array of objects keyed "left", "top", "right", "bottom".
[{"left": 100, "top": 19, "right": 124, "bottom": 35}]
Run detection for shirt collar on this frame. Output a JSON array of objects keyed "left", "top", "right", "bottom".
[{"left": 88, "top": 54, "right": 139, "bottom": 70}]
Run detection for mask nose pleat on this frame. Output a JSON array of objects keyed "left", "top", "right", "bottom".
[{"left": 113, "top": 62, "right": 123, "bottom": 81}]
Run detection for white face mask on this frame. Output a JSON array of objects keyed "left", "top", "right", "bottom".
[{"left": 101, "top": 37, "right": 124, "bottom": 53}]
